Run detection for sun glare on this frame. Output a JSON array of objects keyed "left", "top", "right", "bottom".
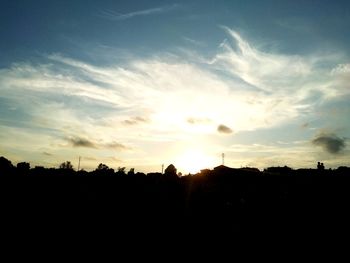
[{"left": 175, "top": 150, "right": 216, "bottom": 174}]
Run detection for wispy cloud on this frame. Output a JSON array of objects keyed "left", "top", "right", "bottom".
[
  {"left": 0, "top": 27, "right": 349, "bottom": 170},
  {"left": 99, "top": 4, "right": 179, "bottom": 21},
  {"left": 275, "top": 17, "right": 314, "bottom": 34},
  {"left": 1, "top": 30, "right": 345, "bottom": 140},
  {"left": 105, "top": 142, "right": 129, "bottom": 150},
  {"left": 214, "top": 27, "right": 315, "bottom": 94},
  {"left": 187, "top": 117, "right": 211, "bottom": 125},
  {"left": 182, "top": 37, "right": 206, "bottom": 47}
]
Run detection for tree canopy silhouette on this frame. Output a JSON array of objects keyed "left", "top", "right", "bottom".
[
  {"left": 59, "top": 161, "right": 73, "bottom": 170},
  {"left": 164, "top": 164, "right": 177, "bottom": 177},
  {"left": 96, "top": 163, "right": 109, "bottom": 170}
]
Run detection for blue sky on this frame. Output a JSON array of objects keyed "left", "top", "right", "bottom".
[{"left": 1, "top": 0, "right": 350, "bottom": 173}]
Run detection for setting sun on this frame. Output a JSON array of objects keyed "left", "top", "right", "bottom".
[{"left": 175, "top": 150, "right": 216, "bottom": 174}]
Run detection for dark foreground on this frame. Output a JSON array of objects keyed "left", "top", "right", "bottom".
[{"left": 2, "top": 166, "right": 350, "bottom": 246}]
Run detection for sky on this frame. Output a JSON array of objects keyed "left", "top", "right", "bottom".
[{"left": 1, "top": 0, "right": 350, "bottom": 173}]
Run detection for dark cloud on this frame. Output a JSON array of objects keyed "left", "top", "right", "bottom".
[
  {"left": 66, "top": 136, "right": 129, "bottom": 151},
  {"left": 217, "top": 124, "right": 233, "bottom": 134},
  {"left": 105, "top": 142, "right": 129, "bottom": 150},
  {"left": 187, "top": 117, "right": 211, "bottom": 125},
  {"left": 67, "top": 137, "right": 97, "bottom": 148},
  {"left": 312, "top": 133, "right": 346, "bottom": 154},
  {"left": 123, "top": 116, "right": 148, "bottom": 125}
]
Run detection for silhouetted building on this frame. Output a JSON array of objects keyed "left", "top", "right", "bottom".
[
  {"left": 147, "top": 172, "right": 162, "bottom": 177},
  {"left": 264, "top": 166, "right": 292, "bottom": 175},
  {"left": 200, "top": 169, "right": 211, "bottom": 176},
  {"left": 213, "top": 165, "right": 237, "bottom": 173},
  {"left": 240, "top": 167, "right": 260, "bottom": 173}
]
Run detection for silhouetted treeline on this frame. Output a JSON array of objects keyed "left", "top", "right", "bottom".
[{"left": 1, "top": 156, "right": 350, "bottom": 242}]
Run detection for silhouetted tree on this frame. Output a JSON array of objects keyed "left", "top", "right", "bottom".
[
  {"left": 17, "top": 162, "right": 30, "bottom": 175},
  {"left": 128, "top": 168, "right": 135, "bottom": 176},
  {"left": 116, "top": 167, "right": 126, "bottom": 176},
  {"left": 164, "top": 164, "right": 177, "bottom": 177},
  {"left": 59, "top": 161, "right": 73, "bottom": 170},
  {"left": 94, "top": 163, "right": 115, "bottom": 176},
  {"left": 0, "top": 156, "right": 14, "bottom": 176},
  {"left": 97, "top": 163, "right": 109, "bottom": 171}
]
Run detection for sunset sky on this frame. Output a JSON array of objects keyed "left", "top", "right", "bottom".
[{"left": 1, "top": 0, "right": 349, "bottom": 173}]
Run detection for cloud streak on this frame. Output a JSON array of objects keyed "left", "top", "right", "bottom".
[
  {"left": 123, "top": 116, "right": 148, "bottom": 126},
  {"left": 105, "top": 142, "right": 129, "bottom": 150},
  {"left": 187, "top": 117, "right": 211, "bottom": 125},
  {"left": 99, "top": 4, "right": 178, "bottom": 21}
]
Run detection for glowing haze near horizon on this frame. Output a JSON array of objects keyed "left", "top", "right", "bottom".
[{"left": 1, "top": 0, "right": 350, "bottom": 173}]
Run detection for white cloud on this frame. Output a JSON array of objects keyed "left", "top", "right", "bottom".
[
  {"left": 213, "top": 28, "right": 313, "bottom": 91},
  {"left": 327, "top": 63, "right": 350, "bottom": 98},
  {"left": 0, "top": 33, "right": 343, "bottom": 138},
  {"left": 331, "top": 63, "right": 350, "bottom": 75},
  {"left": 0, "top": 28, "right": 349, "bottom": 169},
  {"left": 224, "top": 142, "right": 320, "bottom": 169}
]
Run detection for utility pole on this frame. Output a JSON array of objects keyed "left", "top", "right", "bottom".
[
  {"left": 161, "top": 164, "right": 164, "bottom": 174},
  {"left": 222, "top": 153, "right": 225, "bottom": 166},
  {"left": 78, "top": 156, "right": 81, "bottom": 171}
]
